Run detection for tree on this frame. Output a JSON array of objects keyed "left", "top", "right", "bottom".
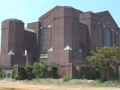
[
  {"left": 20, "top": 66, "right": 30, "bottom": 80},
  {"left": 32, "top": 62, "right": 47, "bottom": 78},
  {"left": 86, "top": 46, "right": 120, "bottom": 80},
  {"left": 11, "top": 70, "right": 15, "bottom": 79},
  {"left": 0, "top": 70, "right": 5, "bottom": 79}
]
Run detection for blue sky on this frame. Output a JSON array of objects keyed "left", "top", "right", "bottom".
[{"left": 0, "top": 0, "right": 120, "bottom": 47}]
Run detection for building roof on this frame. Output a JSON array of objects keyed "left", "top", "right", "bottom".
[
  {"left": 96, "top": 11, "right": 118, "bottom": 26},
  {"left": 4, "top": 18, "right": 23, "bottom": 23},
  {"left": 39, "top": 6, "right": 83, "bottom": 20},
  {"left": 24, "top": 28, "right": 35, "bottom": 33}
]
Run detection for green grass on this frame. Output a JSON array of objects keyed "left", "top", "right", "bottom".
[
  {"left": 23, "top": 79, "right": 120, "bottom": 88},
  {"left": 62, "top": 77, "right": 70, "bottom": 82}
]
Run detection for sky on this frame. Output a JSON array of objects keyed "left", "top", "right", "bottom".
[{"left": 0, "top": 0, "right": 120, "bottom": 48}]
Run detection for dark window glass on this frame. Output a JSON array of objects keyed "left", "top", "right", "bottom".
[
  {"left": 79, "top": 43, "right": 85, "bottom": 59},
  {"left": 106, "top": 28, "right": 111, "bottom": 46},
  {"left": 43, "top": 27, "right": 48, "bottom": 53}
]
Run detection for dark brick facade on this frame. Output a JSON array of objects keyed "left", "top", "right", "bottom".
[
  {"left": 0, "top": 6, "right": 120, "bottom": 78},
  {"left": 0, "top": 19, "right": 37, "bottom": 67}
]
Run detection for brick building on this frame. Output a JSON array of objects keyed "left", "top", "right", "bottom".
[{"left": 0, "top": 6, "right": 120, "bottom": 78}]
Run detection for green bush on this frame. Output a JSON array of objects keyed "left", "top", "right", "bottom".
[
  {"left": 100, "top": 76, "right": 106, "bottom": 82},
  {"left": 91, "top": 71, "right": 100, "bottom": 80},
  {"left": 20, "top": 66, "right": 30, "bottom": 80},
  {"left": 32, "top": 62, "right": 47, "bottom": 78},
  {"left": 62, "top": 77, "right": 70, "bottom": 82},
  {"left": 11, "top": 70, "right": 15, "bottom": 79},
  {"left": 15, "top": 75, "right": 20, "bottom": 81},
  {"left": 0, "top": 72, "right": 3, "bottom": 78},
  {"left": 53, "top": 68, "right": 60, "bottom": 79},
  {"left": 118, "top": 73, "right": 120, "bottom": 80},
  {"left": 81, "top": 75, "right": 86, "bottom": 79},
  {"left": 0, "top": 71, "right": 4, "bottom": 79}
]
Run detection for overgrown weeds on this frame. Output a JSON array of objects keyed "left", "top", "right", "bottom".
[
  {"left": 62, "top": 77, "right": 70, "bottom": 82},
  {"left": 23, "top": 78, "right": 120, "bottom": 88}
]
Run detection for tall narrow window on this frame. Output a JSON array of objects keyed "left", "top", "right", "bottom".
[
  {"left": 43, "top": 27, "right": 48, "bottom": 53},
  {"left": 100, "top": 25, "right": 103, "bottom": 47},
  {"left": 79, "top": 43, "right": 85, "bottom": 59},
  {"left": 106, "top": 28, "right": 111, "bottom": 46},
  {"left": 114, "top": 31, "right": 117, "bottom": 45}
]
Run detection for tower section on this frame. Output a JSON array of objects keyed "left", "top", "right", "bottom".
[{"left": 1, "top": 19, "right": 24, "bottom": 67}]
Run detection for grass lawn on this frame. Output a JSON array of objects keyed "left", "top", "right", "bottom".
[{"left": 0, "top": 79, "right": 120, "bottom": 90}]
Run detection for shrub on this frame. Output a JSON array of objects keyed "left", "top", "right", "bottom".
[
  {"left": 15, "top": 75, "right": 20, "bottom": 81},
  {"left": 53, "top": 68, "right": 60, "bottom": 79},
  {"left": 81, "top": 75, "right": 86, "bottom": 79},
  {"left": 32, "top": 62, "right": 47, "bottom": 78},
  {"left": 0, "top": 72, "right": 2, "bottom": 78},
  {"left": 20, "top": 66, "right": 30, "bottom": 80},
  {"left": 0, "top": 71, "right": 4, "bottom": 79},
  {"left": 100, "top": 76, "right": 106, "bottom": 82},
  {"left": 62, "top": 77, "right": 70, "bottom": 82},
  {"left": 91, "top": 71, "right": 100, "bottom": 80},
  {"left": 11, "top": 70, "right": 15, "bottom": 79}
]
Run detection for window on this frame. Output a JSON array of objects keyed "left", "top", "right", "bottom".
[
  {"left": 106, "top": 28, "right": 111, "bottom": 46},
  {"left": 79, "top": 43, "right": 84, "bottom": 53},
  {"left": 79, "top": 43, "right": 85, "bottom": 59},
  {"left": 100, "top": 25, "right": 103, "bottom": 47},
  {"left": 114, "top": 31, "right": 117, "bottom": 45},
  {"left": 43, "top": 27, "right": 48, "bottom": 53}
]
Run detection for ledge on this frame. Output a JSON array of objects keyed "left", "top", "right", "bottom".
[{"left": 40, "top": 54, "right": 48, "bottom": 59}]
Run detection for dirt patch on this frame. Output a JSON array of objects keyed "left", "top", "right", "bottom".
[{"left": 0, "top": 82, "right": 120, "bottom": 90}]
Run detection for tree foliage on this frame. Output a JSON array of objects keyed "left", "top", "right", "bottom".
[
  {"left": 20, "top": 66, "right": 30, "bottom": 80},
  {"left": 11, "top": 70, "right": 15, "bottom": 79},
  {"left": 32, "top": 62, "right": 47, "bottom": 78},
  {"left": 0, "top": 72, "right": 3, "bottom": 79},
  {"left": 86, "top": 46, "right": 120, "bottom": 77},
  {"left": 0, "top": 70, "right": 5, "bottom": 79}
]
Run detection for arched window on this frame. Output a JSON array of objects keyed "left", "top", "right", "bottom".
[
  {"left": 79, "top": 43, "right": 84, "bottom": 53},
  {"left": 79, "top": 43, "right": 85, "bottom": 59}
]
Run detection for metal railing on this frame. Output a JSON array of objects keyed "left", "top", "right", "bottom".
[
  {"left": 11, "top": 62, "right": 35, "bottom": 66},
  {"left": 69, "top": 59, "right": 91, "bottom": 66},
  {"left": 10, "top": 60, "right": 92, "bottom": 67}
]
